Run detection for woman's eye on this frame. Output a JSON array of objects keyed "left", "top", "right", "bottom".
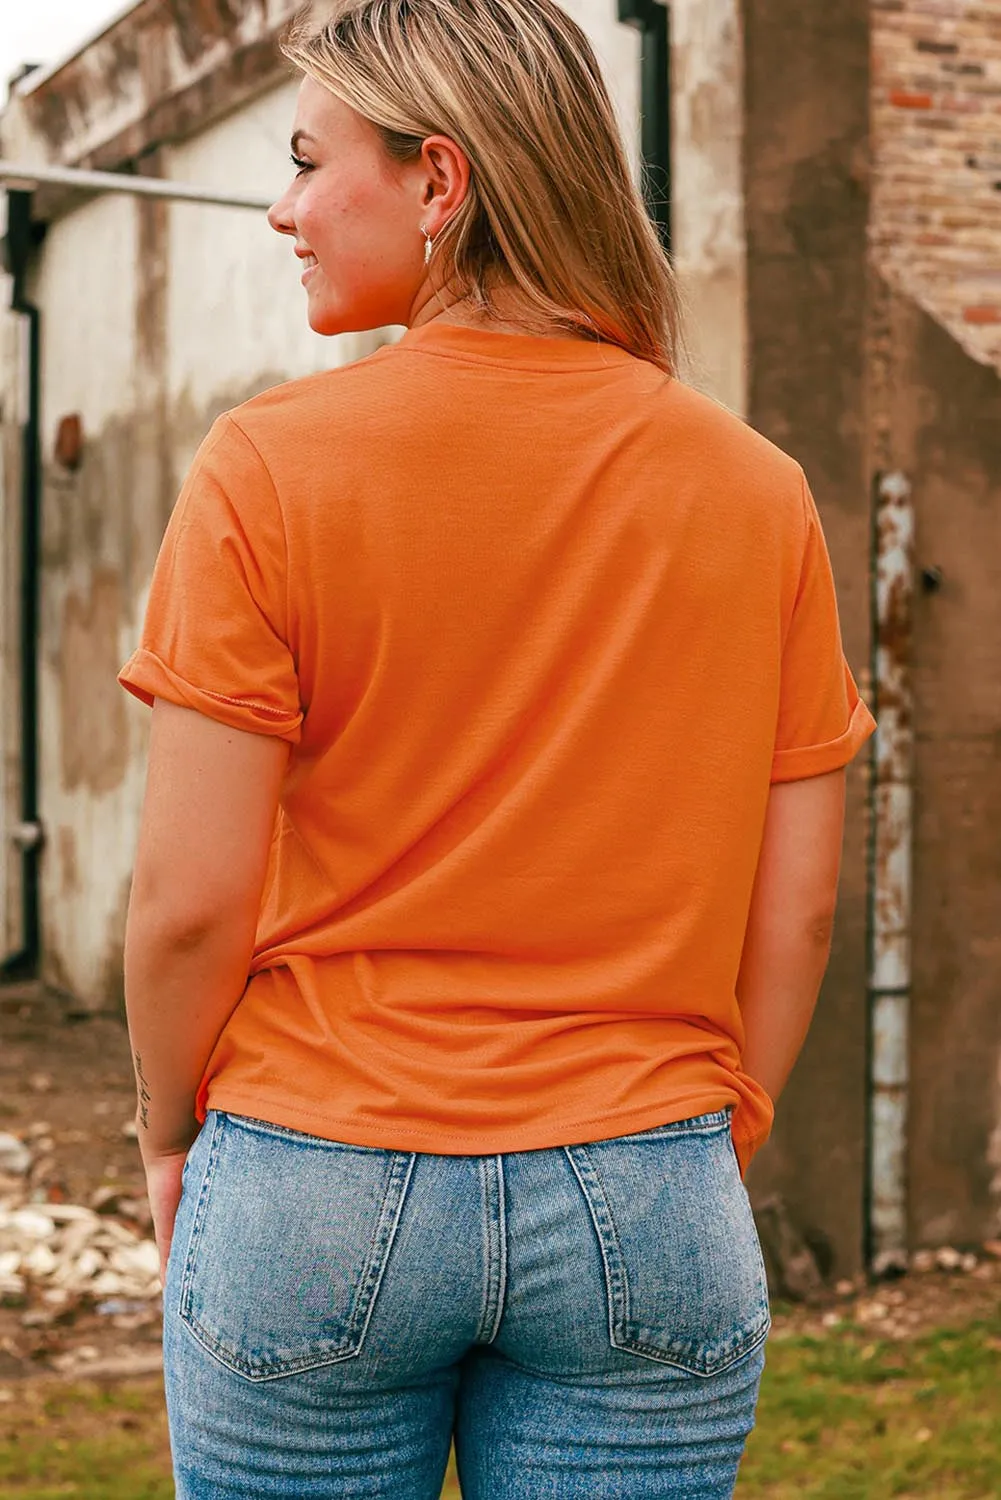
[{"left": 290, "top": 154, "right": 313, "bottom": 176}]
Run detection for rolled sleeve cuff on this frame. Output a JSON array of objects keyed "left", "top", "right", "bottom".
[
  {"left": 770, "top": 695, "right": 876, "bottom": 784},
  {"left": 119, "top": 648, "right": 303, "bottom": 744}
]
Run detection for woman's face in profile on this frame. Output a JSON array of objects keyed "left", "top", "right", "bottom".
[{"left": 268, "top": 77, "right": 424, "bottom": 335}]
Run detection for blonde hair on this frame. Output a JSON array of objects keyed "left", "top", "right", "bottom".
[{"left": 282, "top": 0, "right": 684, "bottom": 373}]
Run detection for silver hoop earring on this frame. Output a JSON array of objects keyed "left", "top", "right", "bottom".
[{"left": 420, "top": 223, "right": 433, "bottom": 266}]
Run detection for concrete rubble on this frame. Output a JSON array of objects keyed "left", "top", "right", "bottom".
[{"left": 0, "top": 1129, "right": 161, "bottom": 1323}]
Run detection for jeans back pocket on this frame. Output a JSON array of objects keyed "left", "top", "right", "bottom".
[
  {"left": 565, "top": 1109, "right": 769, "bottom": 1377},
  {"left": 178, "top": 1113, "right": 415, "bottom": 1382}
]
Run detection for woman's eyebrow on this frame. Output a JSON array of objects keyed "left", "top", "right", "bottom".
[{"left": 290, "top": 130, "right": 316, "bottom": 154}]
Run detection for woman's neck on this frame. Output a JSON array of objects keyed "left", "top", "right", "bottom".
[{"left": 409, "top": 282, "right": 590, "bottom": 342}]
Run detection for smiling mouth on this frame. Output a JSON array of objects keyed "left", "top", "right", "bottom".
[{"left": 299, "top": 253, "right": 318, "bottom": 283}]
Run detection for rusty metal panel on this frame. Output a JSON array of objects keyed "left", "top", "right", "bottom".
[
  {"left": 869, "top": 470, "right": 915, "bottom": 1273},
  {"left": 0, "top": 294, "right": 26, "bottom": 963}
]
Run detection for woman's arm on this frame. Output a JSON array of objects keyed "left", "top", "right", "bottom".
[
  {"left": 125, "top": 700, "right": 289, "bottom": 1155},
  {"left": 736, "top": 768, "right": 847, "bottom": 1103},
  {"left": 125, "top": 700, "right": 288, "bottom": 1278}
]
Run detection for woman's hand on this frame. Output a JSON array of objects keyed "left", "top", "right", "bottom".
[{"left": 142, "top": 1145, "right": 191, "bottom": 1287}]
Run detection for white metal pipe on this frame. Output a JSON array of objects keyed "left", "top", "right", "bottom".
[
  {"left": 0, "top": 159, "right": 272, "bottom": 212},
  {"left": 868, "top": 470, "right": 915, "bottom": 1276}
]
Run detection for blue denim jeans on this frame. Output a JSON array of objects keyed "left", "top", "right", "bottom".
[{"left": 163, "top": 1107, "right": 769, "bottom": 1498}]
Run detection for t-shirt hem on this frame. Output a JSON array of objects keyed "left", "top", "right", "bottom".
[
  {"left": 203, "top": 1087, "right": 755, "bottom": 1159},
  {"left": 730, "top": 1125, "right": 771, "bottom": 1177},
  {"left": 119, "top": 648, "right": 302, "bottom": 743}
]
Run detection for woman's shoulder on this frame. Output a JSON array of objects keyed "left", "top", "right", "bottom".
[
  {"left": 220, "top": 343, "right": 402, "bottom": 458},
  {"left": 660, "top": 378, "right": 804, "bottom": 493}
]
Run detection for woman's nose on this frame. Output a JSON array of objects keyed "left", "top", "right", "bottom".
[{"left": 268, "top": 188, "right": 296, "bottom": 236}]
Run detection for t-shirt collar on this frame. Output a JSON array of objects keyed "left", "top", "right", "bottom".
[{"left": 396, "top": 318, "right": 639, "bottom": 371}]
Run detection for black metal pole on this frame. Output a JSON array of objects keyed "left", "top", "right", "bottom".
[{"left": 2, "top": 190, "right": 42, "bottom": 978}]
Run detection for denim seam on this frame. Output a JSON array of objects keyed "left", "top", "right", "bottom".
[
  {"left": 348, "top": 1150, "right": 417, "bottom": 1355},
  {"left": 177, "top": 1112, "right": 224, "bottom": 1324},
  {"left": 178, "top": 1315, "right": 363, "bottom": 1385},
  {"left": 475, "top": 1155, "right": 505, "bottom": 1344},
  {"left": 205, "top": 1094, "right": 738, "bottom": 1149},
  {"left": 617, "top": 1109, "right": 732, "bottom": 1144},
  {"left": 496, "top": 1339, "right": 769, "bottom": 1389},
  {"left": 487, "top": 1155, "right": 508, "bottom": 1345},
  {"left": 563, "top": 1145, "right": 629, "bottom": 1349},
  {"left": 221, "top": 1113, "right": 382, "bottom": 1151},
  {"left": 480, "top": 1146, "right": 492, "bottom": 1338},
  {"left": 618, "top": 1311, "right": 772, "bottom": 1378}
]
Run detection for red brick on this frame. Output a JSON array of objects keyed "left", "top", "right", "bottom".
[
  {"left": 890, "top": 90, "right": 934, "bottom": 107},
  {"left": 963, "top": 306, "right": 1001, "bottom": 324}
]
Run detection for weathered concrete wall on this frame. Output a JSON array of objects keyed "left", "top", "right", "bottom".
[
  {"left": 868, "top": 286, "right": 1001, "bottom": 1251},
  {"left": 869, "top": 1, "right": 1001, "bottom": 1253},
  {"left": 671, "top": 0, "right": 747, "bottom": 415},
  {"left": 872, "top": 0, "right": 1001, "bottom": 374},
  {"left": 3, "top": 0, "right": 300, "bottom": 174},
  {"left": 742, "top": 0, "right": 873, "bottom": 1275},
  {"left": 744, "top": 0, "right": 1001, "bottom": 1266},
  {"left": 34, "top": 191, "right": 147, "bottom": 1003}
]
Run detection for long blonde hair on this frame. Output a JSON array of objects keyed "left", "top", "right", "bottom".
[{"left": 282, "top": 0, "right": 683, "bottom": 373}]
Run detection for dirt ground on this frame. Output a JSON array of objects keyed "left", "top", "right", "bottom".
[
  {"left": 1, "top": 981, "right": 999, "bottom": 1387},
  {"left": 0, "top": 983, "right": 160, "bottom": 1381}
]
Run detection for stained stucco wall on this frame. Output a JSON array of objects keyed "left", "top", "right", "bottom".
[
  {"left": 671, "top": 0, "right": 747, "bottom": 416},
  {"left": 33, "top": 192, "right": 143, "bottom": 1000},
  {"left": 741, "top": 0, "right": 873, "bottom": 1274},
  {"left": 868, "top": 185, "right": 1001, "bottom": 1250},
  {"left": 869, "top": 2, "right": 1001, "bottom": 1252},
  {"left": 744, "top": 0, "right": 1001, "bottom": 1266},
  {"left": 883, "top": 295, "right": 1001, "bottom": 1250}
]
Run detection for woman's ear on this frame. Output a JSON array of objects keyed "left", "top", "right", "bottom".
[{"left": 419, "top": 134, "right": 471, "bottom": 233}]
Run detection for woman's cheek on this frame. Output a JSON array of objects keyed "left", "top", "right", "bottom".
[{"left": 298, "top": 185, "right": 335, "bottom": 248}]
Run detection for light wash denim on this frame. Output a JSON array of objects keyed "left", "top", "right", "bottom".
[{"left": 163, "top": 1107, "right": 769, "bottom": 1498}]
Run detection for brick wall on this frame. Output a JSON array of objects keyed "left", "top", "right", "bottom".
[{"left": 871, "top": 0, "right": 1001, "bottom": 372}]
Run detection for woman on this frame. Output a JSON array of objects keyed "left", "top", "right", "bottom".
[{"left": 119, "top": 0, "right": 875, "bottom": 1495}]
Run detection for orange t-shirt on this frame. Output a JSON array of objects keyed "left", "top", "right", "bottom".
[{"left": 119, "top": 321, "right": 875, "bottom": 1172}]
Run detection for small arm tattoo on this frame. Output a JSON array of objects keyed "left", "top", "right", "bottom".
[{"left": 134, "top": 1050, "right": 152, "bottom": 1131}]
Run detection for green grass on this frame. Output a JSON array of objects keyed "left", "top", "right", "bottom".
[
  {"left": 737, "top": 1316, "right": 1001, "bottom": 1498},
  {"left": 0, "top": 1315, "right": 997, "bottom": 1497},
  {"left": 0, "top": 1382, "right": 173, "bottom": 1499}
]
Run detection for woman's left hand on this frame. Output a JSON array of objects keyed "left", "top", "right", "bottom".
[{"left": 142, "top": 1147, "right": 191, "bottom": 1287}]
